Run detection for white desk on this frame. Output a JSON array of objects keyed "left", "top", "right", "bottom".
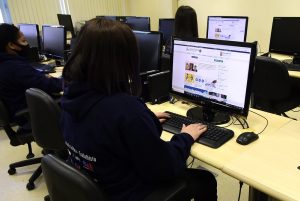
[
  {"left": 223, "top": 120, "right": 300, "bottom": 201},
  {"left": 148, "top": 101, "right": 292, "bottom": 169}
]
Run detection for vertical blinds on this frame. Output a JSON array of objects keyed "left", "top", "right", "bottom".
[{"left": 8, "top": 0, "right": 61, "bottom": 26}]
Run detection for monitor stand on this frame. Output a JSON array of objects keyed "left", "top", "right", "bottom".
[{"left": 186, "top": 106, "right": 230, "bottom": 125}]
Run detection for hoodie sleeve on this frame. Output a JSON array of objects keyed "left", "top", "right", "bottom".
[
  {"left": 121, "top": 109, "right": 194, "bottom": 183},
  {"left": 14, "top": 63, "right": 62, "bottom": 93}
]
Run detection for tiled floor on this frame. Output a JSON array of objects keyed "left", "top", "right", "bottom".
[{"left": 0, "top": 109, "right": 299, "bottom": 201}]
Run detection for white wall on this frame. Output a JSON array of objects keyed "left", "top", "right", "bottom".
[
  {"left": 125, "top": 0, "right": 177, "bottom": 31},
  {"left": 178, "top": 0, "right": 300, "bottom": 52}
]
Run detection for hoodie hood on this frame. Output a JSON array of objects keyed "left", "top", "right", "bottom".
[{"left": 61, "top": 83, "right": 105, "bottom": 121}]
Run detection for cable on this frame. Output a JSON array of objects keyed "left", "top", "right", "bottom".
[
  {"left": 237, "top": 181, "right": 244, "bottom": 201},
  {"left": 249, "top": 110, "right": 269, "bottom": 134},
  {"left": 187, "top": 157, "right": 195, "bottom": 168}
]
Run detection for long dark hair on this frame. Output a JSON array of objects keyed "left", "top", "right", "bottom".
[
  {"left": 174, "top": 6, "right": 199, "bottom": 38},
  {"left": 0, "top": 23, "right": 20, "bottom": 52},
  {"left": 63, "top": 18, "right": 141, "bottom": 96}
]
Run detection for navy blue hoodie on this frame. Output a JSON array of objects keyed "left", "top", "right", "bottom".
[
  {"left": 0, "top": 53, "right": 62, "bottom": 119},
  {"left": 60, "top": 83, "right": 194, "bottom": 201}
]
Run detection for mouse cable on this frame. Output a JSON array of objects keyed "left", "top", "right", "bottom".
[
  {"left": 237, "top": 181, "right": 244, "bottom": 201},
  {"left": 187, "top": 156, "right": 195, "bottom": 168},
  {"left": 223, "top": 116, "right": 235, "bottom": 128},
  {"left": 249, "top": 110, "right": 269, "bottom": 134}
]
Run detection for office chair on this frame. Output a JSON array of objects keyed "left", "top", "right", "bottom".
[
  {"left": 25, "top": 88, "right": 67, "bottom": 190},
  {"left": 42, "top": 154, "right": 187, "bottom": 201},
  {"left": 0, "top": 98, "right": 42, "bottom": 188},
  {"left": 252, "top": 56, "right": 300, "bottom": 117}
]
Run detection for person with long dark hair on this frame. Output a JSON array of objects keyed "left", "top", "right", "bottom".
[
  {"left": 61, "top": 18, "right": 217, "bottom": 201},
  {"left": 175, "top": 6, "right": 199, "bottom": 38}
]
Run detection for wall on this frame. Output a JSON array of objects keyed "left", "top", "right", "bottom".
[
  {"left": 125, "top": 0, "right": 177, "bottom": 31},
  {"left": 178, "top": 0, "right": 300, "bottom": 52}
]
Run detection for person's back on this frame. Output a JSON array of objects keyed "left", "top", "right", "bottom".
[
  {"left": 61, "top": 18, "right": 217, "bottom": 201},
  {"left": 0, "top": 23, "right": 62, "bottom": 124}
]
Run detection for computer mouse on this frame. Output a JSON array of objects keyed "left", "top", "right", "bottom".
[{"left": 236, "top": 132, "right": 259, "bottom": 145}]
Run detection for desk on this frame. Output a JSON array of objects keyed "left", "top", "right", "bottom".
[
  {"left": 223, "top": 120, "right": 300, "bottom": 201},
  {"left": 50, "top": 66, "right": 63, "bottom": 78},
  {"left": 269, "top": 53, "right": 300, "bottom": 79},
  {"left": 147, "top": 101, "right": 292, "bottom": 169}
]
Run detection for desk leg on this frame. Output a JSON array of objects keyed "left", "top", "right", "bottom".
[{"left": 248, "top": 187, "right": 279, "bottom": 201}]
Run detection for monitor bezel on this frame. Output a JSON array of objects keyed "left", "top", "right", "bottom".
[
  {"left": 269, "top": 17, "right": 300, "bottom": 56},
  {"left": 133, "top": 30, "right": 163, "bottom": 73},
  {"left": 57, "top": 14, "right": 75, "bottom": 37},
  {"left": 170, "top": 37, "right": 256, "bottom": 118},
  {"left": 206, "top": 16, "right": 249, "bottom": 42},
  {"left": 18, "top": 23, "right": 41, "bottom": 50},
  {"left": 42, "top": 25, "right": 66, "bottom": 60},
  {"left": 126, "top": 16, "right": 151, "bottom": 32}
]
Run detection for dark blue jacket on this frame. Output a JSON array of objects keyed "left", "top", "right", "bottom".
[
  {"left": 0, "top": 53, "right": 62, "bottom": 119},
  {"left": 60, "top": 83, "right": 194, "bottom": 201}
]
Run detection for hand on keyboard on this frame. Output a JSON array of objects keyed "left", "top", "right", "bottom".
[
  {"left": 181, "top": 123, "right": 207, "bottom": 141},
  {"left": 155, "top": 112, "right": 171, "bottom": 123}
]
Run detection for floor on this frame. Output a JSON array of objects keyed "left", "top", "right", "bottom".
[{"left": 1, "top": 109, "right": 299, "bottom": 201}]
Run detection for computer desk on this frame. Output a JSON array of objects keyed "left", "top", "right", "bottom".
[
  {"left": 147, "top": 101, "right": 297, "bottom": 201},
  {"left": 269, "top": 53, "right": 300, "bottom": 79}
]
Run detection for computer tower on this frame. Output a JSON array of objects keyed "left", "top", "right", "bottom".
[{"left": 147, "top": 70, "right": 171, "bottom": 104}]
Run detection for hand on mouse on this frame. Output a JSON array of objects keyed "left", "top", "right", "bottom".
[{"left": 181, "top": 123, "right": 207, "bottom": 141}]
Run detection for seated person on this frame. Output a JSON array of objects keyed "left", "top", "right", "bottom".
[
  {"left": 174, "top": 5, "right": 199, "bottom": 38},
  {"left": 0, "top": 23, "right": 62, "bottom": 128},
  {"left": 61, "top": 18, "right": 217, "bottom": 201}
]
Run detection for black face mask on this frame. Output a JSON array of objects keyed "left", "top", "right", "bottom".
[{"left": 14, "top": 43, "right": 31, "bottom": 58}]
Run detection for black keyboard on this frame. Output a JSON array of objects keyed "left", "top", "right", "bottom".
[
  {"left": 162, "top": 111, "right": 234, "bottom": 148},
  {"left": 31, "top": 63, "right": 56, "bottom": 74}
]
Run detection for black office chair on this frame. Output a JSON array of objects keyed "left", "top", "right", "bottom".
[
  {"left": 0, "top": 98, "right": 42, "bottom": 186},
  {"left": 42, "top": 154, "right": 187, "bottom": 201},
  {"left": 25, "top": 88, "right": 67, "bottom": 190},
  {"left": 252, "top": 56, "right": 300, "bottom": 117}
]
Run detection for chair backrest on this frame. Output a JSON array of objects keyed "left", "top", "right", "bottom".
[
  {"left": 41, "top": 154, "right": 109, "bottom": 201},
  {"left": 0, "top": 98, "right": 10, "bottom": 128},
  {"left": 253, "top": 56, "right": 291, "bottom": 100},
  {"left": 25, "top": 88, "right": 65, "bottom": 151}
]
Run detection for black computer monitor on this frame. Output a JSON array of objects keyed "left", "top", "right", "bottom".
[
  {"left": 126, "top": 17, "right": 150, "bottom": 31},
  {"left": 42, "top": 25, "right": 66, "bottom": 59},
  {"left": 96, "top": 16, "right": 117, "bottom": 21},
  {"left": 134, "top": 31, "right": 162, "bottom": 73},
  {"left": 171, "top": 37, "right": 256, "bottom": 124},
  {"left": 206, "top": 16, "right": 248, "bottom": 42},
  {"left": 159, "top": 18, "right": 175, "bottom": 46},
  {"left": 57, "top": 14, "right": 75, "bottom": 37},
  {"left": 269, "top": 17, "right": 300, "bottom": 64},
  {"left": 18, "top": 23, "right": 41, "bottom": 49}
]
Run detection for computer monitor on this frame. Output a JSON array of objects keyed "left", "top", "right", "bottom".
[
  {"left": 159, "top": 18, "right": 175, "bottom": 46},
  {"left": 126, "top": 17, "right": 150, "bottom": 31},
  {"left": 206, "top": 16, "right": 248, "bottom": 42},
  {"left": 269, "top": 17, "right": 300, "bottom": 64},
  {"left": 133, "top": 31, "right": 162, "bottom": 73},
  {"left": 18, "top": 23, "right": 41, "bottom": 49},
  {"left": 57, "top": 14, "right": 75, "bottom": 38},
  {"left": 96, "top": 16, "right": 117, "bottom": 21},
  {"left": 171, "top": 37, "right": 256, "bottom": 124},
  {"left": 42, "top": 25, "right": 66, "bottom": 59}
]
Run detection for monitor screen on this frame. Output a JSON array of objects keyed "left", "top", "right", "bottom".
[
  {"left": 134, "top": 31, "right": 162, "bottom": 73},
  {"left": 171, "top": 37, "right": 256, "bottom": 122},
  {"left": 42, "top": 25, "right": 66, "bottom": 59},
  {"left": 126, "top": 17, "right": 150, "bottom": 31},
  {"left": 207, "top": 16, "right": 248, "bottom": 42},
  {"left": 269, "top": 17, "right": 300, "bottom": 56},
  {"left": 159, "top": 18, "right": 175, "bottom": 46},
  {"left": 18, "top": 24, "right": 40, "bottom": 49},
  {"left": 57, "top": 14, "right": 75, "bottom": 37}
]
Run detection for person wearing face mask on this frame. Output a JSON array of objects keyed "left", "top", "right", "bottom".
[{"left": 0, "top": 23, "right": 62, "bottom": 129}]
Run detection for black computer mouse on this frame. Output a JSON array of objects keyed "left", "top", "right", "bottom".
[{"left": 236, "top": 132, "right": 259, "bottom": 145}]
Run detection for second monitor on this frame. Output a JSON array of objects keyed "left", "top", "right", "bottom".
[{"left": 207, "top": 16, "right": 248, "bottom": 42}]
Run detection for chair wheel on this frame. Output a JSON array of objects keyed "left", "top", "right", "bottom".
[
  {"left": 26, "top": 153, "right": 35, "bottom": 159},
  {"left": 8, "top": 168, "right": 16, "bottom": 175},
  {"left": 26, "top": 182, "right": 35, "bottom": 190}
]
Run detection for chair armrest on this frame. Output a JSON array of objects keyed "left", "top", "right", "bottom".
[{"left": 14, "top": 108, "right": 29, "bottom": 118}]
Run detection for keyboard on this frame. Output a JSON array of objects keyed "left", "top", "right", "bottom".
[
  {"left": 31, "top": 63, "right": 56, "bottom": 74},
  {"left": 282, "top": 60, "right": 300, "bottom": 71},
  {"left": 162, "top": 111, "right": 234, "bottom": 148}
]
